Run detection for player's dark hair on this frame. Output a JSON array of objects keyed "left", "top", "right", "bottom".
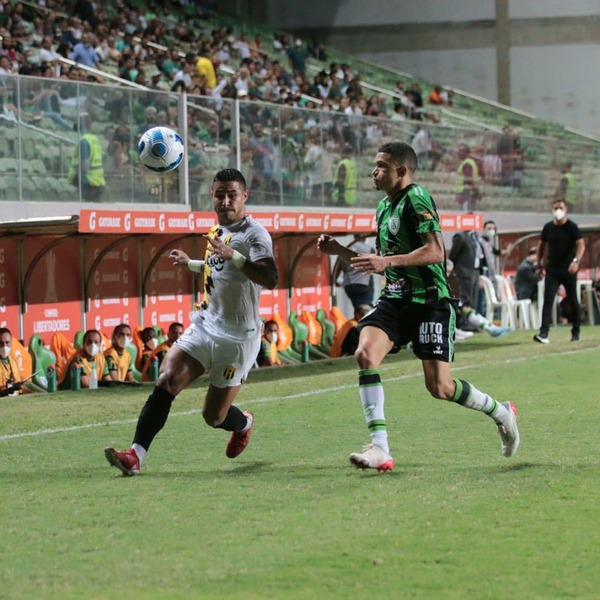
[
  {"left": 113, "top": 323, "right": 131, "bottom": 337},
  {"left": 83, "top": 329, "right": 101, "bottom": 344},
  {"left": 378, "top": 142, "right": 418, "bottom": 173},
  {"left": 168, "top": 322, "right": 184, "bottom": 332},
  {"left": 264, "top": 319, "right": 278, "bottom": 332},
  {"left": 141, "top": 327, "right": 156, "bottom": 342},
  {"left": 213, "top": 168, "right": 247, "bottom": 189},
  {"left": 484, "top": 220, "right": 496, "bottom": 228},
  {"left": 0, "top": 327, "right": 11, "bottom": 337}
]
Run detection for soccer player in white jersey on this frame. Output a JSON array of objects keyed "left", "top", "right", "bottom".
[{"left": 105, "top": 169, "right": 278, "bottom": 476}]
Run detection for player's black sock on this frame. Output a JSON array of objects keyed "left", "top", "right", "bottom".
[
  {"left": 132, "top": 386, "right": 175, "bottom": 450},
  {"left": 214, "top": 405, "right": 247, "bottom": 432}
]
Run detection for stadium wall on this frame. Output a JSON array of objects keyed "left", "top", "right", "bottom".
[{"left": 262, "top": 0, "right": 600, "bottom": 136}]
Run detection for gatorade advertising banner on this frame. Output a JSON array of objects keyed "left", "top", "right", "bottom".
[
  {"left": 85, "top": 237, "right": 140, "bottom": 335},
  {"left": 79, "top": 209, "right": 481, "bottom": 235},
  {"left": 141, "top": 236, "right": 195, "bottom": 331},
  {"left": 21, "top": 236, "right": 82, "bottom": 343},
  {"left": 0, "top": 238, "right": 19, "bottom": 332},
  {"left": 288, "top": 236, "right": 330, "bottom": 315}
]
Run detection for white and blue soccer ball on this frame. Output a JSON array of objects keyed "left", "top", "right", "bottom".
[{"left": 138, "top": 126, "right": 184, "bottom": 172}]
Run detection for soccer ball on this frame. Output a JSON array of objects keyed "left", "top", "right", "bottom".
[{"left": 137, "top": 126, "right": 184, "bottom": 172}]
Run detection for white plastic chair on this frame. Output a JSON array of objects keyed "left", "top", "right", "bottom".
[
  {"left": 480, "top": 275, "right": 515, "bottom": 328},
  {"left": 495, "top": 275, "right": 532, "bottom": 329}
]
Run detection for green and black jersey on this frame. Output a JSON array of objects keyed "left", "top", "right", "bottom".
[{"left": 375, "top": 183, "right": 452, "bottom": 304}]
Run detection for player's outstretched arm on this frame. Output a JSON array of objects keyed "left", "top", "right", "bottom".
[
  {"left": 317, "top": 235, "right": 358, "bottom": 261},
  {"left": 206, "top": 236, "right": 278, "bottom": 289}
]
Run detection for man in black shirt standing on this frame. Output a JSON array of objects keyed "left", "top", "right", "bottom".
[{"left": 534, "top": 200, "right": 585, "bottom": 343}]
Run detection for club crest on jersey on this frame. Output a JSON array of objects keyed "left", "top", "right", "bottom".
[
  {"left": 388, "top": 215, "right": 400, "bottom": 235},
  {"left": 222, "top": 365, "right": 236, "bottom": 380}
]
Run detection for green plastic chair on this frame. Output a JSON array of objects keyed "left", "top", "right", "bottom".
[
  {"left": 125, "top": 344, "right": 143, "bottom": 382},
  {"left": 27, "top": 334, "right": 57, "bottom": 392},
  {"left": 316, "top": 308, "right": 335, "bottom": 351}
]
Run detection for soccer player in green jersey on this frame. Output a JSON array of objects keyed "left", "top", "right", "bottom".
[{"left": 317, "top": 142, "right": 520, "bottom": 471}]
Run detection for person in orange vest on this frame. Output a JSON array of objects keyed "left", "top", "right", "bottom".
[
  {"left": 139, "top": 327, "right": 159, "bottom": 382},
  {"left": 330, "top": 304, "right": 372, "bottom": 358},
  {"left": 60, "top": 329, "right": 110, "bottom": 390},
  {"left": 256, "top": 320, "right": 283, "bottom": 367},
  {"left": 0, "top": 328, "right": 23, "bottom": 397},
  {"left": 105, "top": 323, "right": 135, "bottom": 382},
  {"left": 154, "top": 322, "right": 184, "bottom": 369}
]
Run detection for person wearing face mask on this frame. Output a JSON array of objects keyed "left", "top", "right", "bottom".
[
  {"left": 534, "top": 200, "right": 585, "bottom": 344},
  {"left": 477, "top": 220, "right": 502, "bottom": 315},
  {"left": 0, "top": 328, "right": 23, "bottom": 397},
  {"left": 59, "top": 329, "right": 110, "bottom": 390},
  {"left": 256, "top": 320, "right": 283, "bottom": 367},
  {"left": 105, "top": 324, "right": 136, "bottom": 382},
  {"left": 139, "top": 327, "right": 159, "bottom": 382}
]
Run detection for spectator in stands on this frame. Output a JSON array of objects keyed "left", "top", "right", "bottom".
[
  {"left": 455, "top": 145, "right": 482, "bottom": 212},
  {"left": 496, "top": 126, "right": 517, "bottom": 187},
  {"left": 60, "top": 329, "right": 110, "bottom": 390},
  {"left": 256, "top": 320, "right": 283, "bottom": 367},
  {"left": 330, "top": 304, "right": 372, "bottom": 358},
  {"left": 67, "top": 113, "right": 105, "bottom": 201},
  {"left": 340, "top": 235, "right": 376, "bottom": 309},
  {"left": 515, "top": 247, "right": 541, "bottom": 302},
  {"left": 249, "top": 120, "right": 276, "bottom": 203},
  {"left": 154, "top": 322, "right": 184, "bottom": 369},
  {"left": 427, "top": 85, "right": 445, "bottom": 106},
  {"left": 534, "top": 199, "right": 585, "bottom": 344},
  {"left": 0, "top": 328, "right": 23, "bottom": 397},
  {"left": 287, "top": 38, "right": 309, "bottom": 79},
  {"left": 556, "top": 162, "right": 578, "bottom": 207},
  {"left": 304, "top": 129, "right": 334, "bottom": 205},
  {"left": 411, "top": 126, "right": 442, "bottom": 171},
  {"left": 69, "top": 32, "right": 100, "bottom": 68},
  {"left": 105, "top": 323, "right": 136, "bottom": 382},
  {"left": 332, "top": 143, "right": 358, "bottom": 207}
]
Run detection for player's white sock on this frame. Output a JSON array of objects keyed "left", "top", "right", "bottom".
[
  {"left": 132, "top": 443, "right": 147, "bottom": 463},
  {"left": 464, "top": 308, "right": 492, "bottom": 331},
  {"left": 358, "top": 369, "right": 389, "bottom": 454},
  {"left": 452, "top": 379, "right": 509, "bottom": 425}
]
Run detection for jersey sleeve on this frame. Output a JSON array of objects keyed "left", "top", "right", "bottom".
[
  {"left": 245, "top": 223, "right": 274, "bottom": 263},
  {"left": 409, "top": 189, "right": 441, "bottom": 235},
  {"left": 540, "top": 222, "right": 550, "bottom": 242}
]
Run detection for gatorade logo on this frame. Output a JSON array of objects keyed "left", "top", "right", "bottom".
[
  {"left": 159, "top": 213, "right": 165, "bottom": 232},
  {"left": 89, "top": 211, "right": 97, "bottom": 231},
  {"left": 124, "top": 213, "right": 131, "bottom": 232}
]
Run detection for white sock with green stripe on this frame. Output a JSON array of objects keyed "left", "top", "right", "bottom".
[
  {"left": 358, "top": 369, "right": 389, "bottom": 454},
  {"left": 464, "top": 308, "right": 494, "bottom": 332},
  {"left": 452, "top": 379, "right": 509, "bottom": 425}
]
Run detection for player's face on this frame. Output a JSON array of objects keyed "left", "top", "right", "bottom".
[
  {"left": 211, "top": 180, "right": 248, "bottom": 225},
  {"left": 372, "top": 152, "right": 401, "bottom": 194}
]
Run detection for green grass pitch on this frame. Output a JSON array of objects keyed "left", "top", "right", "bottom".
[{"left": 1, "top": 327, "right": 599, "bottom": 599}]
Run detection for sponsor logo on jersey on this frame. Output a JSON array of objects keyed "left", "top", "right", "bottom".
[{"left": 419, "top": 210, "right": 434, "bottom": 221}]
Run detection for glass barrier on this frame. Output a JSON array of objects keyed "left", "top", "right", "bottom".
[{"left": 1, "top": 73, "right": 599, "bottom": 214}]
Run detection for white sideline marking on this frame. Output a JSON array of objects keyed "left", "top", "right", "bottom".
[{"left": 0, "top": 346, "right": 596, "bottom": 442}]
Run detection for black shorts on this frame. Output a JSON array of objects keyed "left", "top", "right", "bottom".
[{"left": 356, "top": 297, "right": 457, "bottom": 362}]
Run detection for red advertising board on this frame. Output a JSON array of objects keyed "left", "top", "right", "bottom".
[
  {"left": 141, "top": 236, "right": 196, "bottom": 330},
  {"left": 21, "top": 236, "right": 82, "bottom": 343},
  {"left": 0, "top": 238, "right": 19, "bottom": 332},
  {"left": 288, "top": 236, "right": 330, "bottom": 314},
  {"left": 85, "top": 237, "right": 140, "bottom": 334},
  {"left": 79, "top": 209, "right": 481, "bottom": 235}
]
